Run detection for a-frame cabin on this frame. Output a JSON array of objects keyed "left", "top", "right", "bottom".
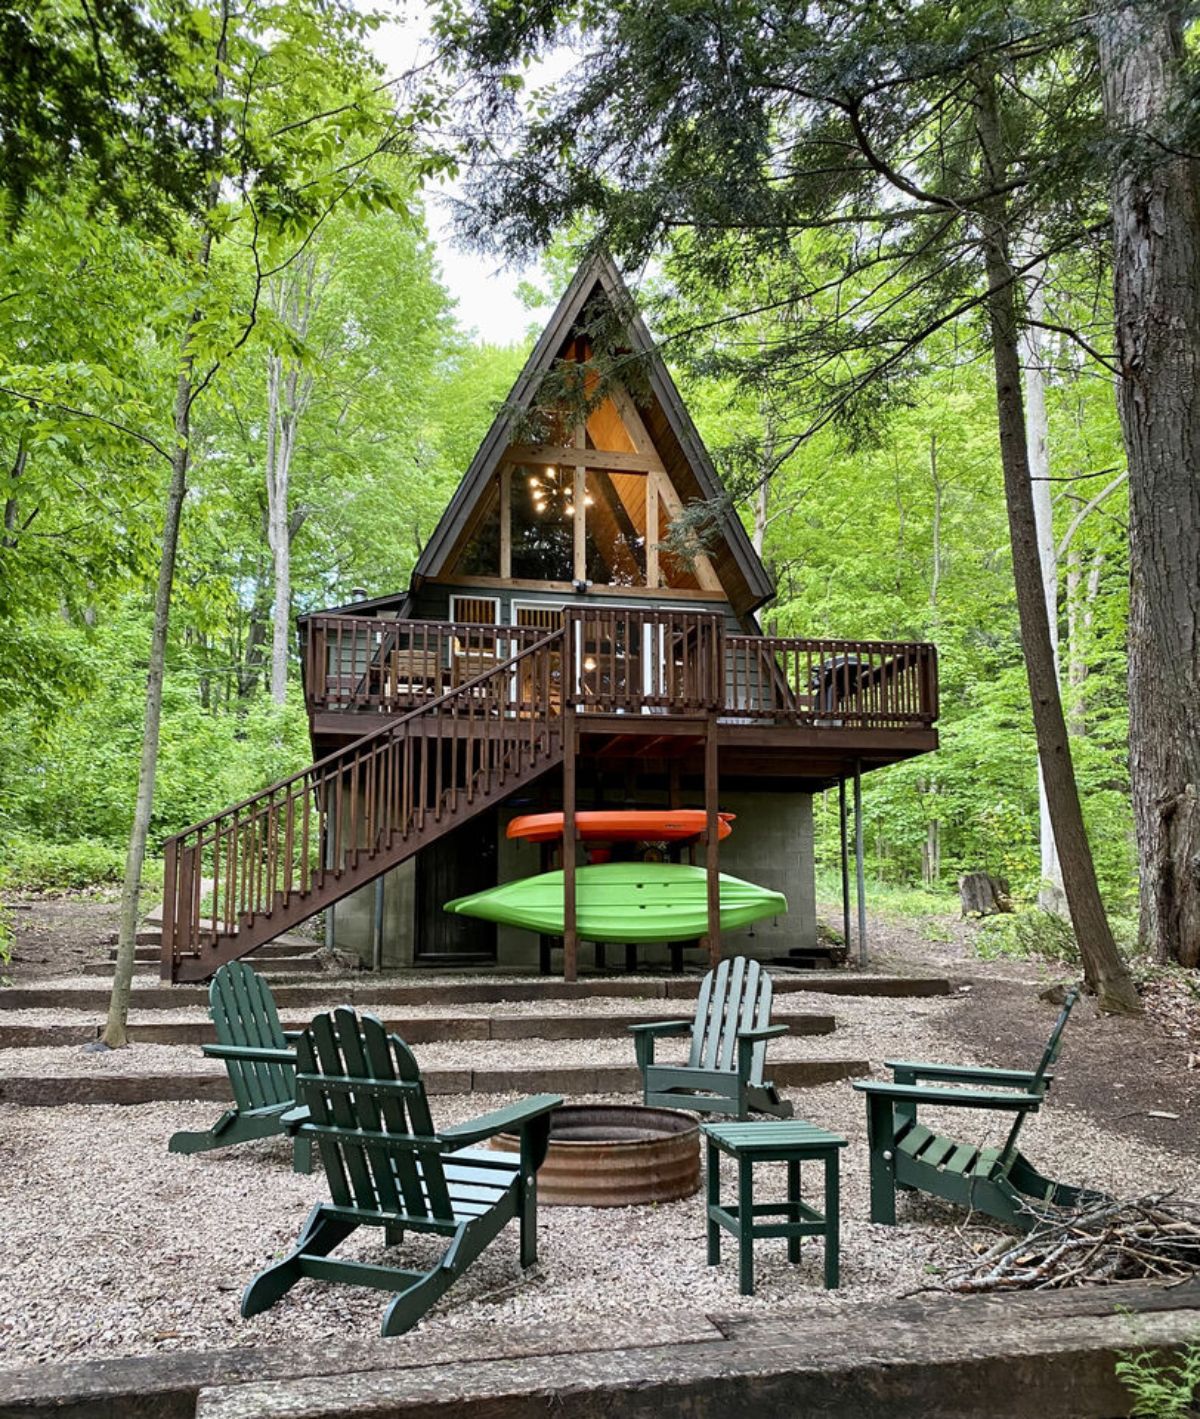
[{"left": 160, "top": 253, "right": 938, "bottom": 983}]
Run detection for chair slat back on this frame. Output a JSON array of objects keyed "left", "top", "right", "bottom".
[
  {"left": 294, "top": 1008, "right": 454, "bottom": 1225},
  {"left": 687, "top": 957, "right": 773, "bottom": 1082},
  {"left": 209, "top": 961, "right": 294, "bottom": 1110},
  {"left": 1028, "top": 987, "right": 1080, "bottom": 1097},
  {"left": 999, "top": 987, "right": 1081, "bottom": 1165}
]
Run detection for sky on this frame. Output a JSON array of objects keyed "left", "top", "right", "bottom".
[{"left": 370, "top": 6, "right": 540, "bottom": 347}]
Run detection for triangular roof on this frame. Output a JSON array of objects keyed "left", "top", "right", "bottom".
[{"left": 412, "top": 251, "right": 775, "bottom": 615}]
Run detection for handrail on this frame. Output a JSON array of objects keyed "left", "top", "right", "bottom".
[
  {"left": 179, "top": 631, "right": 566, "bottom": 839},
  {"left": 163, "top": 629, "right": 566, "bottom": 974}
]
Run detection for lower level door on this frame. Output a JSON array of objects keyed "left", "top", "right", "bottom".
[{"left": 414, "top": 811, "right": 498, "bottom": 964}]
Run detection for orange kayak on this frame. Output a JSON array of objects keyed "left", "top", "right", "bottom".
[{"left": 507, "top": 810, "right": 734, "bottom": 844}]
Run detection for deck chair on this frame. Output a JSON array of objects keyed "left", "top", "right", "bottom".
[
  {"left": 168, "top": 961, "right": 313, "bottom": 1174},
  {"left": 854, "top": 987, "right": 1100, "bottom": 1232},
  {"left": 242, "top": 1007, "right": 562, "bottom": 1337},
  {"left": 630, "top": 956, "right": 794, "bottom": 1119}
]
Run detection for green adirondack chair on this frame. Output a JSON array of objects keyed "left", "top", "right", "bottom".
[
  {"left": 630, "top": 956, "right": 794, "bottom": 1119},
  {"left": 168, "top": 960, "right": 313, "bottom": 1174},
  {"left": 242, "top": 1006, "right": 562, "bottom": 1337},
  {"left": 854, "top": 987, "right": 1100, "bottom": 1232}
]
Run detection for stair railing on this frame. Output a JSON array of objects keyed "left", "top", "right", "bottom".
[{"left": 161, "top": 629, "right": 565, "bottom": 978}]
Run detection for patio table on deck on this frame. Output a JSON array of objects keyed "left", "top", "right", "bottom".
[{"left": 701, "top": 1119, "right": 847, "bottom": 1295}]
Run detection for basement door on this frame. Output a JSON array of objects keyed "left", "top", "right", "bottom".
[{"left": 414, "top": 810, "right": 498, "bottom": 964}]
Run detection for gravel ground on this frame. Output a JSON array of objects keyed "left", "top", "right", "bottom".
[
  {"left": 1, "top": 1074, "right": 1194, "bottom": 1371},
  {"left": 0, "top": 995, "right": 954, "bottom": 1076}
]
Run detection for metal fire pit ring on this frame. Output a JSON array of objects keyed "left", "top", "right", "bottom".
[{"left": 490, "top": 1104, "right": 700, "bottom": 1207}]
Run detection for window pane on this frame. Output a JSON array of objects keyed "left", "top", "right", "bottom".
[
  {"left": 452, "top": 477, "right": 500, "bottom": 576},
  {"left": 512, "top": 466, "right": 575, "bottom": 582},
  {"left": 655, "top": 494, "right": 702, "bottom": 590},
  {"left": 585, "top": 470, "right": 647, "bottom": 586}
]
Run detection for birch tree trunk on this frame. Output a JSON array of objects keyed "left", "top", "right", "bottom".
[
  {"left": 1020, "top": 280, "right": 1066, "bottom": 915},
  {"left": 103, "top": 297, "right": 206, "bottom": 1047},
  {"left": 264, "top": 256, "right": 320, "bottom": 704},
  {"left": 265, "top": 348, "right": 291, "bottom": 704},
  {"left": 1098, "top": 0, "right": 1200, "bottom": 967},
  {"left": 104, "top": 1, "right": 230, "bottom": 1044},
  {"left": 974, "top": 71, "right": 1140, "bottom": 1012}
]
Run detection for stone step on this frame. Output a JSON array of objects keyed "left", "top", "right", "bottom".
[
  {"left": 84, "top": 955, "right": 322, "bottom": 977},
  {"left": 123, "top": 936, "right": 317, "bottom": 959},
  {"left": 0, "top": 1011, "right": 838, "bottom": 1049},
  {"left": 1, "top": 1283, "right": 1193, "bottom": 1419},
  {"left": 0, "top": 1056, "right": 868, "bottom": 1105},
  {"left": 0, "top": 974, "right": 951, "bottom": 1013}
]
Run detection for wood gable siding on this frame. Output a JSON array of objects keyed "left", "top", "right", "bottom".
[{"left": 409, "top": 251, "right": 773, "bottom": 616}]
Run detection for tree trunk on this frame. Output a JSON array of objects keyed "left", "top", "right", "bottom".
[
  {"left": 104, "top": 0, "right": 227, "bottom": 1045},
  {"left": 103, "top": 350, "right": 197, "bottom": 1046},
  {"left": 265, "top": 350, "right": 291, "bottom": 704},
  {"left": 959, "top": 871, "right": 1012, "bottom": 917},
  {"left": 974, "top": 71, "right": 1140, "bottom": 1012},
  {"left": 1098, "top": 0, "right": 1200, "bottom": 967},
  {"left": 1020, "top": 280, "right": 1067, "bottom": 915},
  {"left": 929, "top": 432, "right": 942, "bottom": 613},
  {"left": 264, "top": 257, "right": 320, "bottom": 705}
]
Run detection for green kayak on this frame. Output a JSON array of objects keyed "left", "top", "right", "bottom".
[{"left": 444, "top": 863, "right": 787, "bottom": 943}]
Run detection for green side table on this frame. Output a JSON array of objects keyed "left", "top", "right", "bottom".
[{"left": 701, "top": 1119, "right": 847, "bottom": 1295}]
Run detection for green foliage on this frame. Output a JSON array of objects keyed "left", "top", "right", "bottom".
[
  {"left": 976, "top": 909, "right": 1083, "bottom": 967},
  {"left": 0, "top": 833, "right": 130, "bottom": 893},
  {"left": 1115, "top": 1342, "right": 1200, "bottom": 1419}
]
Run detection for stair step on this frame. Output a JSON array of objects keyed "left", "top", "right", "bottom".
[
  {"left": 0, "top": 1011, "right": 839, "bottom": 1049},
  {"left": 0, "top": 1056, "right": 869, "bottom": 1106},
  {"left": 0, "top": 974, "right": 951, "bottom": 1014}
]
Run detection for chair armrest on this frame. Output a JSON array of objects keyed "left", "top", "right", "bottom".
[
  {"left": 884, "top": 1060, "right": 1050, "bottom": 1089},
  {"left": 737, "top": 1025, "right": 788, "bottom": 1043},
  {"left": 281, "top": 1030, "right": 303, "bottom": 1043},
  {"left": 627, "top": 1020, "right": 692, "bottom": 1037},
  {"left": 854, "top": 1081, "right": 1043, "bottom": 1110},
  {"left": 280, "top": 1105, "right": 311, "bottom": 1134},
  {"left": 441, "top": 1094, "right": 563, "bottom": 1148},
  {"left": 202, "top": 1043, "right": 296, "bottom": 1065}
]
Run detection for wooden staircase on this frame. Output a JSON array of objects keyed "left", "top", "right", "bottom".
[{"left": 161, "top": 633, "right": 565, "bottom": 983}]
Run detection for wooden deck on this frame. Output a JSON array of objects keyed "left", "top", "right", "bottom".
[{"left": 300, "top": 608, "right": 938, "bottom": 783}]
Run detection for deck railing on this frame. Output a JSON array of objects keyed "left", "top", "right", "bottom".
[
  {"left": 726, "top": 636, "right": 938, "bottom": 726},
  {"left": 301, "top": 615, "right": 551, "bottom": 713},
  {"left": 300, "top": 613, "right": 937, "bottom": 728}
]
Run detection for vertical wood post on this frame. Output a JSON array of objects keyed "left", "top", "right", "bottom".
[
  {"left": 646, "top": 470, "right": 660, "bottom": 589},
  {"left": 704, "top": 713, "right": 720, "bottom": 967},
  {"left": 371, "top": 875, "right": 384, "bottom": 973},
  {"left": 499, "top": 464, "right": 512, "bottom": 580},
  {"left": 838, "top": 779, "right": 851, "bottom": 955},
  {"left": 854, "top": 759, "right": 868, "bottom": 968},
  {"left": 160, "top": 837, "right": 178, "bottom": 980},
  {"left": 563, "top": 704, "right": 578, "bottom": 982},
  {"left": 573, "top": 421, "right": 587, "bottom": 585}
]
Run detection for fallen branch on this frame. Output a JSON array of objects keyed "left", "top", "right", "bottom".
[{"left": 938, "top": 1195, "right": 1200, "bottom": 1293}]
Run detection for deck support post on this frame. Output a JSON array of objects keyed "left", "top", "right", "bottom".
[
  {"left": 853, "top": 759, "right": 868, "bottom": 968},
  {"left": 371, "top": 876, "right": 384, "bottom": 972},
  {"left": 704, "top": 713, "right": 720, "bottom": 967},
  {"left": 563, "top": 704, "right": 578, "bottom": 983},
  {"left": 838, "top": 779, "right": 851, "bottom": 955}
]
